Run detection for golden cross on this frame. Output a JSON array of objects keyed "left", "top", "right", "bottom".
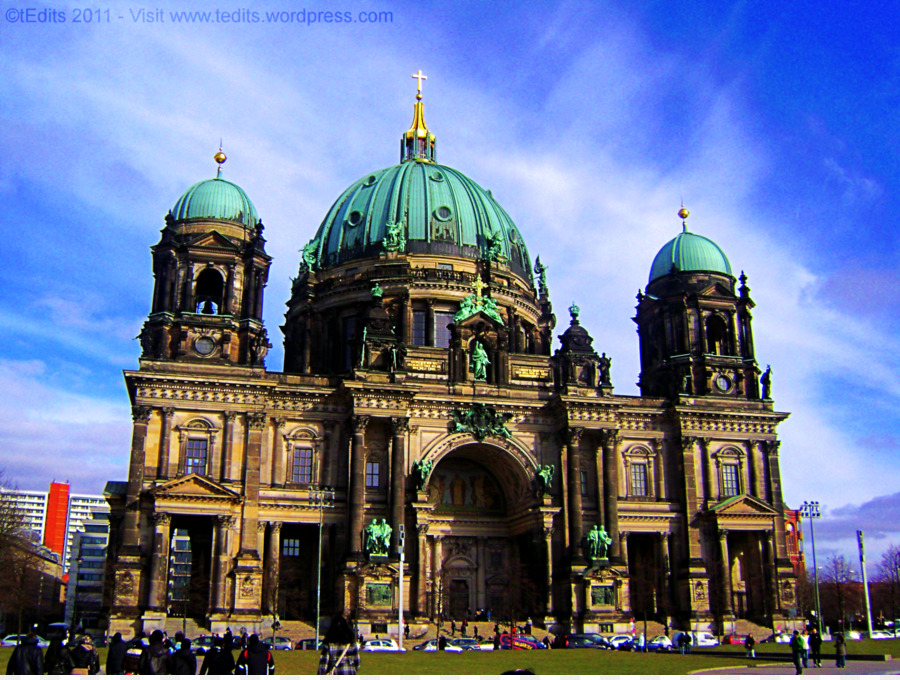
[
  {"left": 473, "top": 274, "right": 487, "bottom": 301},
  {"left": 411, "top": 69, "right": 427, "bottom": 95}
]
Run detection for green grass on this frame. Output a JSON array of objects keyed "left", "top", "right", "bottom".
[{"left": 2, "top": 638, "right": 896, "bottom": 675}]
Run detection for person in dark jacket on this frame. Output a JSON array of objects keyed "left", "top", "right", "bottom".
[
  {"left": 139, "top": 630, "right": 171, "bottom": 675},
  {"left": 200, "top": 636, "right": 222, "bottom": 675},
  {"left": 808, "top": 627, "right": 822, "bottom": 668},
  {"left": 44, "top": 636, "right": 72, "bottom": 675},
  {"left": 236, "top": 634, "right": 274, "bottom": 675},
  {"left": 317, "top": 615, "right": 360, "bottom": 676},
  {"left": 6, "top": 633, "right": 44, "bottom": 675},
  {"left": 69, "top": 635, "right": 100, "bottom": 675},
  {"left": 834, "top": 632, "right": 847, "bottom": 668},
  {"left": 170, "top": 637, "right": 198, "bottom": 675},
  {"left": 106, "top": 632, "right": 128, "bottom": 675}
]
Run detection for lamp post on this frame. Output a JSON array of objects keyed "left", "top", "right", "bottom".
[
  {"left": 857, "top": 531, "right": 874, "bottom": 640},
  {"left": 310, "top": 485, "right": 335, "bottom": 647},
  {"left": 800, "top": 501, "right": 822, "bottom": 632}
]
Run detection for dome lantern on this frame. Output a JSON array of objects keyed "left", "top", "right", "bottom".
[{"left": 401, "top": 70, "right": 436, "bottom": 163}]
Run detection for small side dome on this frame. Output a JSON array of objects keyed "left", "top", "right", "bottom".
[
  {"left": 649, "top": 210, "right": 732, "bottom": 283},
  {"left": 170, "top": 177, "right": 260, "bottom": 228}
]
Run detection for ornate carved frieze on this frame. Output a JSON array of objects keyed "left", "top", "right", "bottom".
[{"left": 449, "top": 404, "right": 512, "bottom": 441}]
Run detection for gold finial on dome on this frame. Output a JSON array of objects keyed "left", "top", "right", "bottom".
[
  {"left": 402, "top": 71, "right": 436, "bottom": 163},
  {"left": 678, "top": 203, "right": 690, "bottom": 231},
  {"left": 214, "top": 141, "right": 227, "bottom": 178}
]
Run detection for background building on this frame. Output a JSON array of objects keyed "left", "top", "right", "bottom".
[
  {"left": 106, "top": 85, "right": 799, "bottom": 638},
  {"left": 64, "top": 511, "right": 110, "bottom": 635}
]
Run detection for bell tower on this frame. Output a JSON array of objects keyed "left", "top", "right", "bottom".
[
  {"left": 635, "top": 208, "right": 761, "bottom": 399},
  {"left": 139, "top": 150, "right": 272, "bottom": 366}
]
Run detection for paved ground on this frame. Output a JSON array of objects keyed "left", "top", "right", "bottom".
[{"left": 695, "top": 659, "right": 900, "bottom": 675}]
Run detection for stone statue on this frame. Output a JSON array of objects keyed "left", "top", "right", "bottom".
[
  {"left": 454, "top": 294, "right": 478, "bottom": 323},
  {"left": 586, "top": 524, "right": 612, "bottom": 560},
  {"left": 537, "top": 464, "right": 555, "bottom": 495},
  {"left": 383, "top": 221, "right": 406, "bottom": 252},
  {"left": 487, "top": 229, "right": 505, "bottom": 262},
  {"left": 470, "top": 341, "right": 490, "bottom": 382},
  {"left": 598, "top": 353, "right": 611, "bottom": 386},
  {"left": 534, "top": 256, "right": 548, "bottom": 296},
  {"left": 761, "top": 365, "right": 772, "bottom": 399},
  {"left": 364, "top": 518, "right": 391, "bottom": 556},
  {"left": 301, "top": 238, "right": 318, "bottom": 272},
  {"left": 371, "top": 282, "right": 384, "bottom": 298},
  {"left": 481, "top": 296, "right": 504, "bottom": 325},
  {"left": 413, "top": 459, "right": 433, "bottom": 491}
]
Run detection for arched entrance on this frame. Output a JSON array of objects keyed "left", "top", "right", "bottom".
[{"left": 418, "top": 442, "right": 549, "bottom": 622}]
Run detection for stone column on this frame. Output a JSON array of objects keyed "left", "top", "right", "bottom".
[
  {"left": 146, "top": 512, "right": 171, "bottom": 611},
  {"left": 221, "top": 411, "right": 236, "bottom": 482},
  {"left": 124, "top": 406, "right": 151, "bottom": 547},
  {"left": 746, "top": 439, "right": 761, "bottom": 498},
  {"left": 267, "top": 521, "right": 283, "bottom": 613},
  {"left": 658, "top": 532, "right": 671, "bottom": 616},
  {"left": 224, "top": 265, "right": 235, "bottom": 315},
  {"left": 765, "top": 528, "right": 778, "bottom": 611},
  {"left": 182, "top": 262, "right": 195, "bottom": 312},
  {"left": 213, "top": 515, "right": 236, "bottom": 611},
  {"left": 600, "top": 429, "right": 621, "bottom": 559},
  {"left": 543, "top": 526, "right": 554, "bottom": 615},
  {"left": 158, "top": 407, "right": 174, "bottom": 479},
  {"left": 566, "top": 427, "right": 585, "bottom": 560},
  {"left": 272, "top": 418, "right": 286, "bottom": 487},
  {"left": 619, "top": 531, "right": 630, "bottom": 570},
  {"left": 416, "top": 523, "right": 429, "bottom": 615},
  {"left": 433, "top": 535, "right": 444, "bottom": 619},
  {"left": 718, "top": 529, "right": 733, "bottom": 614},
  {"left": 390, "top": 417, "right": 409, "bottom": 556},
  {"left": 238, "top": 412, "right": 266, "bottom": 556},
  {"left": 652, "top": 438, "right": 666, "bottom": 500},
  {"left": 348, "top": 416, "right": 369, "bottom": 555},
  {"left": 476, "top": 536, "right": 486, "bottom": 612},
  {"left": 763, "top": 441, "right": 787, "bottom": 558},
  {"left": 699, "top": 437, "right": 712, "bottom": 504}
]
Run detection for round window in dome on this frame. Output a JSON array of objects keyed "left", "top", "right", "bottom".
[
  {"left": 363, "top": 175, "right": 377, "bottom": 187},
  {"left": 434, "top": 206, "right": 453, "bottom": 222},
  {"left": 430, "top": 171, "right": 444, "bottom": 182},
  {"left": 347, "top": 210, "right": 364, "bottom": 227},
  {"left": 194, "top": 336, "right": 216, "bottom": 356}
]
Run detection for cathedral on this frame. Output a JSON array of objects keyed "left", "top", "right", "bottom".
[{"left": 105, "top": 76, "right": 799, "bottom": 637}]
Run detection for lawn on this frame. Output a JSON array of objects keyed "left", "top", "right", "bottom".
[{"left": 2, "top": 638, "right": 897, "bottom": 675}]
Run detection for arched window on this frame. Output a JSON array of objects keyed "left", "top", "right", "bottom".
[
  {"left": 195, "top": 268, "right": 225, "bottom": 314},
  {"left": 706, "top": 315, "right": 729, "bottom": 355}
]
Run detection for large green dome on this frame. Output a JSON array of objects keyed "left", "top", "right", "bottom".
[
  {"left": 649, "top": 230, "right": 732, "bottom": 283},
  {"left": 170, "top": 176, "right": 260, "bottom": 228},
  {"left": 305, "top": 161, "right": 532, "bottom": 279}
]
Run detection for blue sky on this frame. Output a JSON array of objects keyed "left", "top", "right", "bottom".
[{"left": 1, "top": 0, "right": 898, "bottom": 568}]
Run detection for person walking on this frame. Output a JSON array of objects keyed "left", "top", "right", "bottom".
[
  {"left": 43, "top": 636, "right": 72, "bottom": 675},
  {"left": 106, "top": 632, "right": 128, "bottom": 675},
  {"left": 139, "top": 630, "right": 171, "bottom": 675},
  {"left": 789, "top": 630, "right": 804, "bottom": 675},
  {"left": 834, "top": 632, "right": 847, "bottom": 668},
  {"left": 800, "top": 629, "right": 810, "bottom": 668},
  {"left": 744, "top": 633, "right": 756, "bottom": 659},
  {"left": 317, "top": 614, "right": 360, "bottom": 675},
  {"left": 170, "top": 637, "right": 198, "bottom": 675},
  {"left": 69, "top": 635, "right": 100, "bottom": 675},
  {"left": 236, "top": 634, "right": 275, "bottom": 675},
  {"left": 6, "top": 632, "right": 44, "bottom": 675},
  {"left": 808, "top": 627, "right": 822, "bottom": 668}
]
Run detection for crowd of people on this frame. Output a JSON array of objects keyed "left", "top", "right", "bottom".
[{"left": 789, "top": 626, "right": 845, "bottom": 674}]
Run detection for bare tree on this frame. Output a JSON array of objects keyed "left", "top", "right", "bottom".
[
  {"left": 820, "top": 555, "right": 859, "bottom": 633},
  {"left": 873, "top": 545, "right": 900, "bottom": 628}
]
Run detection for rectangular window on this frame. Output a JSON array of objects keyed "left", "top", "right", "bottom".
[
  {"left": 412, "top": 310, "right": 427, "bottom": 346},
  {"left": 291, "top": 446, "right": 313, "bottom": 484},
  {"left": 722, "top": 464, "right": 741, "bottom": 497},
  {"left": 185, "top": 439, "right": 208, "bottom": 475},
  {"left": 580, "top": 470, "right": 588, "bottom": 495},
  {"left": 437, "top": 263, "right": 454, "bottom": 271},
  {"left": 283, "top": 538, "right": 301, "bottom": 557},
  {"left": 631, "top": 463, "right": 648, "bottom": 497},
  {"left": 366, "top": 461, "right": 380, "bottom": 488},
  {"left": 434, "top": 311, "right": 454, "bottom": 348}
]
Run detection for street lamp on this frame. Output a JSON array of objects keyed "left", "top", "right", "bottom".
[
  {"left": 310, "top": 485, "right": 335, "bottom": 647},
  {"left": 800, "top": 501, "right": 822, "bottom": 633}
]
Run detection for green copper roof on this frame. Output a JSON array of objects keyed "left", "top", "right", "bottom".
[
  {"left": 649, "top": 230, "right": 732, "bottom": 283},
  {"left": 305, "top": 161, "right": 532, "bottom": 279},
  {"left": 170, "top": 177, "right": 259, "bottom": 228}
]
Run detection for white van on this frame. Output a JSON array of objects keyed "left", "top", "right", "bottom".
[{"left": 694, "top": 632, "right": 718, "bottom": 647}]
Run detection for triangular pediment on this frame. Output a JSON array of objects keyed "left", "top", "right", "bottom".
[
  {"left": 149, "top": 474, "right": 241, "bottom": 502},
  {"left": 699, "top": 282, "right": 735, "bottom": 298},
  {"left": 709, "top": 494, "right": 777, "bottom": 516},
  {"left": 187, "top": 230, "right": 240, "bottom": 251},
  {"left": 455, "top": 309, "right": 504, "bottom": 329}
]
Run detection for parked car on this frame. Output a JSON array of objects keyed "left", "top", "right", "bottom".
[
  {"left": 723, "top": 633, "right": 747, "bottom": 645},
  {"left": 694, "top": 632, "right": 718, "bottom": 647},
  {"left": 606, "top": 634, "right": 635, "bottom": 650},
  {"left": 517, "top": 634, "right": 548, "bottom": 649},
  {"left": 868, "top": 630, "right": 894, "bottom": 640},
  {"left": 845, "top": 630, "right": 862, "bottom": 640},
  {"left": 362, "top": 638, "right": 405, "bottom": 652},
  {"left": 295, "top": 638, "right": 319, "bottom": 650},
  {"left": 412, "top": 639, "right": 463, "bottom": 652},
  {"left": 1, "top": 634, "right": 50, "bottom": 648},
  {"left": 450, "top": 637, "right": 482, "bottom": 650},
  {"left": 646, "top": 635, "right": 673, "bottom": 651},
  {"left": 268, "top": 636, "right": 294, "bottom": 650},
  {"left": 761, "top": 632, "right": 792, "bottom": 644},
  {"left": 500, "top": 633, "right": 546, "bottom": 650},
  {"left": 193, "top": 635, "right": 215, "bottom": 655}
]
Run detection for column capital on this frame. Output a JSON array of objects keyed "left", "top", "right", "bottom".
[
  {"left": 417, "top": 523, "right": 429, "bottom": 536},
  {"left": 351, "top": 415, "right": 369, "bottom": 434},
  {"left": 161, "top": 406, "right": 175, "bottom": 418},
  {"left": 217, "top": 515, "right": 237, "bottom": 529},
  {"left": 566, "top": 426, "right": 585, "bottom": 446},
  {"left": 246, "top": 412, "right": 268, "bottom": 430},
  {"left": 681, "top": 436, "right": 698, "bottom": 450},
  {"left": 763, "top": 440, "right": 781, "bottom": 455},
  {"left": 391, "top": 416, "right": 410, "bottom": 436},
  {"left": 152, "top": 512, "right": 170, "bottom": 527},
  {"left": 599, "top": 428, "right": 620, "bottom": 447},
  {"left": 274, "top": 416, "right": 287, "bottom": 429},
  {"left": 132, "top": 406, "right": 152, "bottom": 424},
  {"left": 223, "top": 410, "right": 238, "bottom": 423},
  {"left": 543, "top": 525, "right": 554, "bottom": 539},
  {"left": 718, "top": 529, "right": 729, "bottom": 540},
  {"left": 269, "top": 521, "right": 283, "bottom": 531},
  {"left": 257, "top": 520, "right": 268, "bottom": 533}
]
